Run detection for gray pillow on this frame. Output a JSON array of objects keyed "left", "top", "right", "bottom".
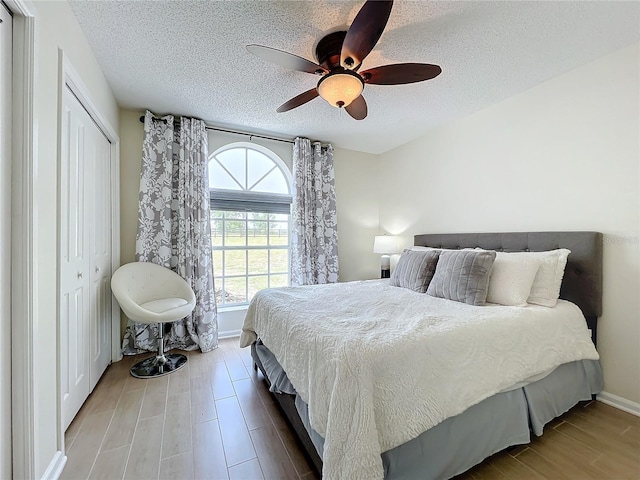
[
  {"left": 426, "top": 250, "right": 496, "bottom": 305},
  {"left": 390, "top": 249, "right": 441, "bottom": 293}
]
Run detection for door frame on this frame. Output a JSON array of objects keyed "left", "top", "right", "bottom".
[
  {"left": 56, "top": 48, "right": 121, "bottom": 451},
  {"left": 7, "top": 1, "right": 38, "bottom": 478}
]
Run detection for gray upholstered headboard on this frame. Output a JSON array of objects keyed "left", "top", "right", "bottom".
[{"left": 413, "top": 232, "right": 603, "bottom": 344}]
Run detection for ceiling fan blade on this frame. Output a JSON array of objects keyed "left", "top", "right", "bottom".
[
  {"left": 277, "top": 88, "right": 319, "bottom": 113},
  {"left": 247, "top": 45, "right": 327, "bottom": 75},
  {"left": 360, "top": 63, "right": 442, "bottom": 85},
  {"left": 341, "top": 0, "right": 393, "bottom": 70},
  {"left": 345, "top": 95, "right": 367, "bottom": 120}
]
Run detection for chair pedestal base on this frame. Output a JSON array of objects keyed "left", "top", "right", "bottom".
[{"left": 130, "top": 353, "right": 187, "bottom": 379}]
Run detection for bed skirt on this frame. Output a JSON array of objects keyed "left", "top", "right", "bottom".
[{"left": 251, "top": 340, "right": 603, "bottom": 480}]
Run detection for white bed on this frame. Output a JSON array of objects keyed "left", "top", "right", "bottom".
[
  {"left": 240, "top": 231, "right": 604, "bottom": 480},
  {"left": 240, "top": 280, "right": 599, "bottom": 479}
]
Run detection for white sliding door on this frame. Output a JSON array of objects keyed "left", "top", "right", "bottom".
[
  {"left": 60, "top": 85, "right": 112, "bottom": 430},
  {"left": 89, "top": 119, "right": 112, "bottom": 391}
]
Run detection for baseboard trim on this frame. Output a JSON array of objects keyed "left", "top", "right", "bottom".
[
  {"left": 41, "top": 450, "right": 66, "bottom": 480},
  {"left": 597, "top": 391, "right": 640, "bottom": 417},
  {"left": 218, "top": 329, "right": 241, "bottom": 339}
]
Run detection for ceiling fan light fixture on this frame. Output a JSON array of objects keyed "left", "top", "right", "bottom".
[{"left": 317, "top": 70, "right": 364, "bottom": 108}]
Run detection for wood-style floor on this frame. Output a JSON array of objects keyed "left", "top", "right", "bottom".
[{"left": 62, "top": 338, "right": 640, "bottom": 480}]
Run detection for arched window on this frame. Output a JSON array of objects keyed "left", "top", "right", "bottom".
[{"left": 209, "top": 142, "right": 292, "bottom": 307}]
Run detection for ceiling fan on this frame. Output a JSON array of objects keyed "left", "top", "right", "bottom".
[{"left": 246, "top": 0, "right": 441, "bottom": 120}]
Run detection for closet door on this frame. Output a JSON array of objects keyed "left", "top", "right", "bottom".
[
  {"left": 89, "top": 122, "right": 112, "bottom": 391},
  {"left": 60, "top": 85, "right": 113, "bottom": 430},
  {"left": 60, "top": 86, "right": 92, "bottom": 430}
]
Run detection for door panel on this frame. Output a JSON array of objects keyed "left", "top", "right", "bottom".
[{"left": 60, "top": 288, "right": 89, "bottom": 425}]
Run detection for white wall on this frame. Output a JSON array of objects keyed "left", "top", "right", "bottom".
[
  {"left": 118, "top": 110, "right": 145, "bottom": 270},
  {"left": 377, "top": 43, "right": 640, "bottom": 404},
  {"left": 333, "top": 147, "right": 380, "bottom": 281},
  {"left": 31, "top": 1, "right": 119, "bottom": 476}
]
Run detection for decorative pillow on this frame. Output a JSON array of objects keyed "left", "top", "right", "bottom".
[
  {"left": 426, "top": 250, "right": 496, "bottom": 305},
  {"left": 486, "top": 252, "right": 541, "bottom": 306},
  {"left": 525, "top": 249, "right": 571, "bottom": 307},
  {"left": 390, "top": 249, "right": 441, "bottom": 293}
]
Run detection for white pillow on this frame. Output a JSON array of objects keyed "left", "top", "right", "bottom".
[
  {"left": 486, "top": 252, "right": 541, "bottom": 306},
  {"left": 524, "top": 249, "right": 571, "bottom": 307}
]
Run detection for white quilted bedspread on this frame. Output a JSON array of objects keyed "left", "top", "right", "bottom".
[{"left": 239, "top": 280, "right": 599, "bottom": 480}]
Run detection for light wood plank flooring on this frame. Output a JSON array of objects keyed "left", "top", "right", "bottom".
[{"left": 62, "top": 338, "right": 640, "bottom": 480}]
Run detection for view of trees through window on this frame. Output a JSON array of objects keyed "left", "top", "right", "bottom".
[
  {"left": 211, "top": 210, "right": 289, "bottom": 306},
  {"left": 209, "top": 143, "right": 291, "bottom": 307}
]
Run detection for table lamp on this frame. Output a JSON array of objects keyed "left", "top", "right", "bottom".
[{"left": 373, "top": 235, "right": 399, "bottom": 279}]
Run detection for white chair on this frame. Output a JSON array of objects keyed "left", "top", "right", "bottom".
[{"left": 111, "top": 262, "right": 196, "bottom": 378}]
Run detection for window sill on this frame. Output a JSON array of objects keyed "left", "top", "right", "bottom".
[{"left": 218, "top": 304, "right": 249, "bottom": 313}]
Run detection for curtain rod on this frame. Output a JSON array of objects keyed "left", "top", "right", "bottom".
[{"left": 138, "top": 115, "right": 294, "bottom": 145}]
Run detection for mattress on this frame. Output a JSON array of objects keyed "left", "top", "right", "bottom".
[
  {"left": 253, "top": 341, "right": 603, "bottom": 480},
  {"left": 240, "top": 279, "right": 600, "bottom": 479}
]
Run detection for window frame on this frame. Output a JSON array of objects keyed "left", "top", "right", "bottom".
[{"left": 208, "top": 142, "right": 292, "bottom": 309}]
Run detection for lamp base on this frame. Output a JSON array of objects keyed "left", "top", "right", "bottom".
[{"left": 380, "top": 254, "right": 391, "bottom": 279}]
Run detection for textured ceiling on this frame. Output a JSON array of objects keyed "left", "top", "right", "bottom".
[{"left": 69, "top": 1, "right": 639, "bottom": 154}]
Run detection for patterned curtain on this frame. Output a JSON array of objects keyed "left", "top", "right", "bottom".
[
  {"left": 122, "top": 110, "right": 218, "bottom": 354},
  {"left": 290, "top": 137, "right": 339, "bottom": 285}
]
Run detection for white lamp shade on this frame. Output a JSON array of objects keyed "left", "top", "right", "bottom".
[
  {"left": 317, "top": 70, "right": 364, "bottom": 108},
  {"left": 373, "top": 235, "right": 399, "bottom": 254}
]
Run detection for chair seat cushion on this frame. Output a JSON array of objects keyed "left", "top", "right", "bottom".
[{"left": 140, "top": 298, "right": 189, "bottom": 314}]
